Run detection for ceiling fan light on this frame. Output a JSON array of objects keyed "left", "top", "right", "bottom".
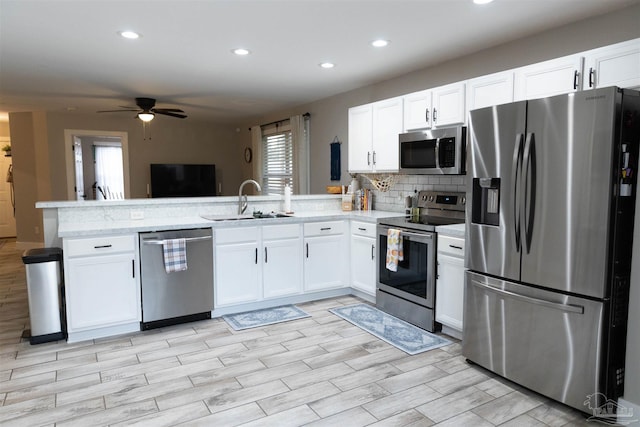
[{"left": 138, "top": 112, "right": 155, "bottom": 122}]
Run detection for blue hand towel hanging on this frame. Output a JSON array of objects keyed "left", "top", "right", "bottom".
[{"left": 330, "top": 137, "right": 341, "bottom": 181}]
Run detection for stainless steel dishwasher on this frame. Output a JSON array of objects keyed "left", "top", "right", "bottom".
[{"left": 139, "top": 228, "right": 213, "bottom": 329}]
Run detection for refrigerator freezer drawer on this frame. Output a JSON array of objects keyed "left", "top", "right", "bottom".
[{"left": 462, "top": 271, "right": 605, "bottom": 413}]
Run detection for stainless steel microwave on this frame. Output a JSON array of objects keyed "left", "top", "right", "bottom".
[{"left": 399, "top": 126, "right": 466, "bottom": 174}]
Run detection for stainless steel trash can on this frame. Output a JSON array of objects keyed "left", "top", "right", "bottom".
[{"left": 22, "top": 248, "right": 66, "bottom": 344}]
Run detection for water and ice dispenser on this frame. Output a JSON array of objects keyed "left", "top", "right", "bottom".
[{"left": 472, "top": 178, "right": 500, "bottom": 226}]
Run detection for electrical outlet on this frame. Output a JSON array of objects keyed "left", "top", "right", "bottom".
[
  {"left": 34, "top": 226, "right": 40, "bottom": 234},
  {"left": 130, "top": 210, "right": 144, "bottom": 220}
]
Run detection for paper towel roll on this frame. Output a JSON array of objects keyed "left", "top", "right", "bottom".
[{"left": 284, "top": 185, "right": 292, "bottom": 213}]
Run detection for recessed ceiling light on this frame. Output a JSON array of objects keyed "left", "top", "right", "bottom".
[
  {"left": 319, "top": 62, "right": 335, "bottom": 69},
  {"left": 233, "top": 48, "right": 251, "bottom": 56},
  {"left": 119, "top": 31, "right": 140, "bottom": 39},
  {"left": 473, "top": 0, "right": 494, "bottom": 4},
  {"left": 371, "top": 39, "right": 389, "bottom": 48}
]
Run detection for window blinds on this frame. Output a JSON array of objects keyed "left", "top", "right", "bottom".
[{"left": 262, "top": 130, "right": 293, "bottom": 195}]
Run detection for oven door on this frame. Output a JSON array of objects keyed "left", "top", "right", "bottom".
[{"left": 377, "top": 224, "right": 436, "bottom": 308}]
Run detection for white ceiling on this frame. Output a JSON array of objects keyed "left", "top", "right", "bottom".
[{"left": 0, "top": 0, "right": 637, "bottom": 123}]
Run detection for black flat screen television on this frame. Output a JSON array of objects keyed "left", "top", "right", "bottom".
[{"left": 150, "top": 164, "right": 216, "bottom": 198}]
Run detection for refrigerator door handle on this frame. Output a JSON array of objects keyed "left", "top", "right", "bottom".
[
  {"left": 523, "top": 133, "right": 537, "bottom": 253},
  {"left": 470, "top": 279, "right": 585, "bottom": 314},
  {"left": 512, "top": 134, "right": 525, "bottom": 252}
]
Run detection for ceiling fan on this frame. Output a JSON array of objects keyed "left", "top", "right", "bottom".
[{"left": 98, "top": 97, "right": 187, "bottom": 122}]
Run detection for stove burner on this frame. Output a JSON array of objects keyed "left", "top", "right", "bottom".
[{"left": 379, "top": 190, "right": 466, "bottom": 232}]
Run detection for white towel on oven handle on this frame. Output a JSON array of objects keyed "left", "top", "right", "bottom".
[{"left": 385, "top": 228, "right": 403, "bottom": 272}]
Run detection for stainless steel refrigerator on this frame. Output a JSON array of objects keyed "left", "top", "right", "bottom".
[{"left": 464, "top": 87, "right": 640, "bottom": 414}]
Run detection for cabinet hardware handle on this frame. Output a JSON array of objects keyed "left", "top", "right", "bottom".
[
  {"left": 132, "top": 259, "right": 135, "bottom": 278},
  {"left": 425, "top": 108, "right": 430, "bottom": 124},
  {"left": 320, "top": 227, "right": 331, "bottom": 231},
  {"left": 589, "top": 68, "right": 595, "bottom": 87},
  {"left": 449, "top": 244, "right": 463, "bottom": 250},
  {"left": 367, "top": 152, "right": 371, "bottom": 166},
  {"left": 265, "top": 247, "right": 268, "bottom": 263},
  {"left": 433, "top": 108, "right": 437, "bottom": 123},
  {"left": 94, "top": 244, "right": 112, "bottom": 249},
  {"left": 372, "top": 151, "right": 376, "bottom": 165},
  {"left": 371, "top": 244, "right": 375, "bottom": 260},
  {"left": 255, "top": 248, "right": 258, "bottom": 264},
  {"left": 573, "top": 70, "right": 579, "bottom": 90},
  {"left": 306, "top": 243, "right": 309, "bottom": 258},
  {"left": 358, "top": 227, "right": 367, "bottom": 231}
]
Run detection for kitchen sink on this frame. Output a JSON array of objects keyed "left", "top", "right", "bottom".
[
  {"left": 251, "top": 212, "right": 294, "bottom": 219},
  {"left": 201, "top": 212, "right": 294, "bottom": 221}
]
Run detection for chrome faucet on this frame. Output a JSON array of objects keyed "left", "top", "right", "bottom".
[{"left": 238, "top": 179, "right": 261, "bottom": 214}]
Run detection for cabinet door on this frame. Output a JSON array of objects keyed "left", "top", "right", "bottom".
[
  {"left": 263, "top": 237, "right": 303, "bottom": 299},
  {"left": 432, "top": 82, "right": 466, "bottom": 127},
  {"left": 372, "top": 97, "right": 403, "bottom": 172},
  {"left": 403, "top": 89, "right": 432, "bottom": 131},
  {"left": 467, "top": 71, "right": 514, "bottom": 112},
  {"left": 514, "top": 54, "right": 584, "bottom": 101},
  {"left": 215, "top": 242, "right": 260, "bottom": 306},
  {"left": 304, "top": 235, "right": 345, "bottom": 291},
  {"left": 435, "top": 253, "right": 465, "bottom": 331},
  {"left": 583, "top": 38, "right": 640, "bottom": 90},
  {"left": 350, "top": 234, "right": 376, "bottom": 295},
  {"left": 348, "top": 104, "right": 373, "bottom": 172},
  {"left": 66, "top": 253, "right": 138, "bottom": 331}
]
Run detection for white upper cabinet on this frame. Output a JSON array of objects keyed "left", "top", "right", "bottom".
[
  {"left": 467, "top": 71, "right": 515, "bottom": 113},
  {"left": 403, "top": 89, "right": 432, "bottom": 131},
  {"left": 583, "top": 38, "right": 640, "bottom": 90},
  {"left": 403, "top": 83, "right": 465, "bottom": 131},
  {"left": 348, "top": 104, "right": 373, "bottom": 172},
  {"left": 432, "top": 82, "right": 466, "bottom": 127},
  {"left": 372, "top": 97, "right": 403, "bottom": 172},
  {"left": 514, "top": 54, "right": 584, "bottom": 101},
  {"left": 348, "top": 98, "right": 402, "bottom": 173}
]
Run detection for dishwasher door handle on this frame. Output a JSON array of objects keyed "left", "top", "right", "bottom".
[{"left": 142, "top": 236, "right": 212, "bottom": 245}]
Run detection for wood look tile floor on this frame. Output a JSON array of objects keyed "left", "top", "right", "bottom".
[{"left": 0, "top": 239, "right": 592, "bottom": 426}]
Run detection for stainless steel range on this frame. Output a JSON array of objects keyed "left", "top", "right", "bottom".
[{"left": 377, "top": 190, "right": 465, "bottom": 332}]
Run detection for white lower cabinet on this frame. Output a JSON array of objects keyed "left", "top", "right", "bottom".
[
  {"left": 435, "top": 234, "right": 465, "bottom": 336},
  {"left": 215, "top": 224, "right": 302, "bottom": 307},
  {"left": 304, "top": 221, "right": 348, "bottom": 292},
  {"left": 350, "top": 221, "right": 376, "bottom": 296},
  {"left": 262, "top": 224, "right": 303, "bottom": 299},
  {"left": 63, "top": 234, "right": 140, "bottom": 339}
]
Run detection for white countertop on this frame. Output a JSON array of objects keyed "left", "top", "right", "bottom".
[
  {"left": 57, "top": 210, "right": 399, "bottom": 237},
  {"left": 435, "top": 223, "right": 466, "bottom": 238}
]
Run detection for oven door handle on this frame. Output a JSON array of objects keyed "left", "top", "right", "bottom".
[{"left": 400, "top": 231, "right": 433, "bottom": 240}]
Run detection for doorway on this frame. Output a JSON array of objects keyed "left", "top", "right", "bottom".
[
  {"left": 0, "top": 136, "right": 16, "bottom": 237},
  {"left": 64, "top": 130, "right": 130, "bottom": 200}
]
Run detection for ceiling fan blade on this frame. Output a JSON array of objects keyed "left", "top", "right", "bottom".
[
  {"left": 97, "top": 109, "right": 140, "bottom": 113},
  {"left": 153, "top": 108, "right": 185, "bottom": 113},
  {"left": 155, "top": 110, "right": 187, "bottom": 119}
]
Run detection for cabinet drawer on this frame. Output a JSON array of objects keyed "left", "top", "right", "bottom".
[
  {"left": 263, "top": 223, "right": 300, "bottom": 240},
  {"left": 437, "top": 235, "right": 465, "bottom": 257},
  {"left": 350, "top": 221, "right": 376, "bottom": 238},
  {"left": 65, "top": 235, "right": 135, "bottom": 257},
  {"left": 215, "top": 227, "right": 259, "bottom": 244},
  {"left": 304, "top": 221, "right": 345, "bottom": 236}
]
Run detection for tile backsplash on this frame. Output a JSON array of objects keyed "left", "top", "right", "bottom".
[{"left": 357, "top": 174, "right": 468, "bottom": 212}]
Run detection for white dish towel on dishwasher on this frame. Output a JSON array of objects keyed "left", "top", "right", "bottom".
[
  {"left": 385, "top": 228, "right": 403, "bottom": 272},
  {"left": 163, "top": 238, "right": 188, "bottom": 273}
]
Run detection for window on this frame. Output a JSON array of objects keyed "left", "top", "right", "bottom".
[
  {"left": 94, "top": 144, "right": 125, "bottom": 199},
  {"left": 262, "top": 127, "right": 293, "bottom": 195}
]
